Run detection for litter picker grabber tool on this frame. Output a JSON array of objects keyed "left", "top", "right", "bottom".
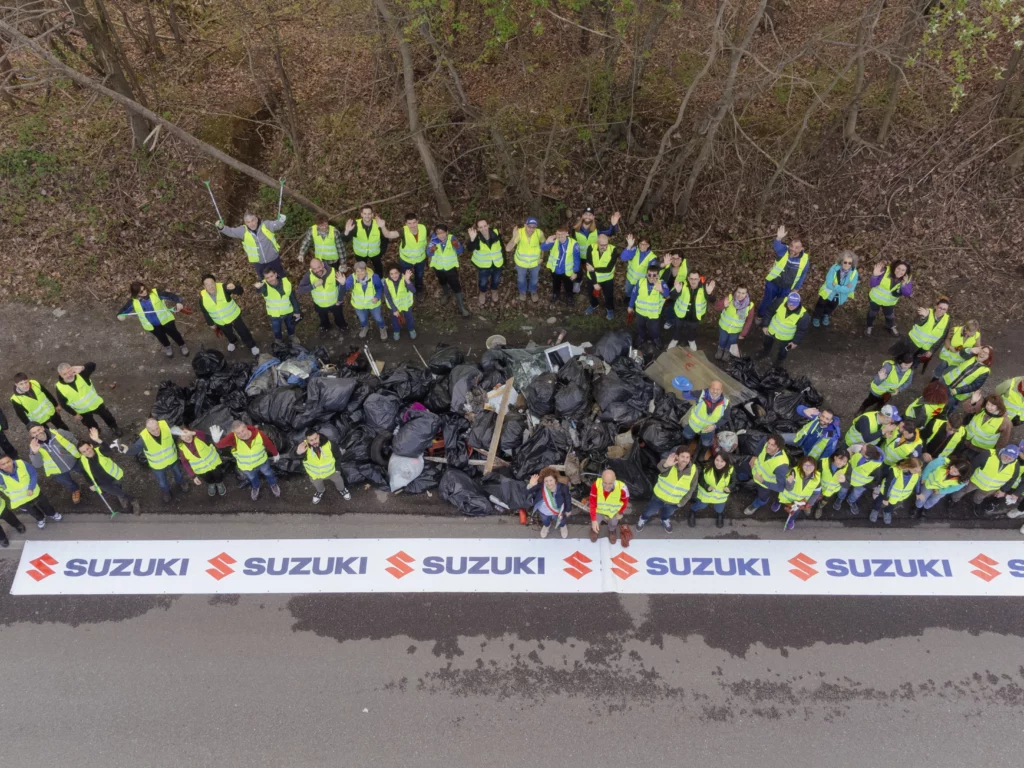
[
  {"left": 277, "top": 178, "right": 285, "bottom": 218},
  {"left": 203, "top": 180, "right": 224, "bottom": 225},
  {"left": 92, "top": 485, "right": 118, "bottom": 518}
]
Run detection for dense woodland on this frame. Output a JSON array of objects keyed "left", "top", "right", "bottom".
[{"left": 0, "top": 0, "right": 1022, "bottom": 320}]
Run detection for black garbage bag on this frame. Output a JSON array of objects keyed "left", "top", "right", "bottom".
[
  {"left": 272, "top": 454, "right": 305, "bottom": 476},
  {"left": 612, "top": 357, "right": 657, "bottom": 410},
  {"left": 726, "top": 356, "right": 762, "bottom": 390},
  {"left": 439, "top": 469, "right": 494, "bottom": 516},
  {"left": 593, "top": 372, "right": 631, "bottom": 410},
  {"left": 466, "top": 411, "right": 496, "bottom": 452},
  {"left": 403, "top": 462, "right": 443, "bottom": 493},
  {"left": 442, "top": 413, "right": 471, "bottom": 469},
  {"left": 218, "top": 389, "right": 248, "bottom": 418},
  {"left": 480, "top": 348, "right": 511, "bottom": 373},
  {"left": 313, "top": 419, "right": 343, "bottom": 446},
  {"left": 512, "top": 425, "right": 570, "bottom": 479},
  {"left": 789, "top": 378, "right": 823, "bottom": 407},
  {"left": 188, "top": 378, "right": 214, "bottom": 420},
  {"left": 723, "top": 404, "right": 754, "bottom": 432},
  {"left": 757, "top": 365, "right": 793, "bottom": 393},
  {"left": 500, "top": 413, "right": 527, "bottom": 455},
  {"left": 381, "top": 364, "right": 434, "bottom": 404},
  {"left": 340, "top": 461, "right": 389, "bottom": 490},
  {"left": 392, "top": 410, "right": 443, "bottom": 457},
  {"left": 427, "top": 343, "right": 465, "bottom": 375},
  {"left": 260, "top": 424, "right": 292, "bottom": 455},
  {"left": 343, "top": 374, "right": 381, "bottom": 421},
  {"left": 332, "top": 414, "right": 354, "bottom": 444},
  {"left": 478, "top": 369, "right": 507, "bottom": 391},
  {"left": 482, "top": 475, "right": 535, "bottom": 510},
  {"left": 209, "top": 362, "right": 252, "bottom": 396},
  {"left": 189, "top": 404, "right": 236, "bottom": 437},
  {"left": 153, "top": 380, "right": 187, "bottom": 426},
  {"left": 608, "top": 441, "right": 660, "bottom": 500},
  {"left": 635, "top": 417, "right": 687, "bottom": 455},
  {"left": 599, "top": 401, "right": 644, "bottom": 426},
  {"left": 593, "top": 330, "right": 632, "bottom": 363},
  {"left": 337, "top": 424, "right": 377, "bottom": 463},
  {"left": 554, "top": 383, "right": 590, "bottom": 419},
  {"left": 191, "top": 347, "right": 226, "bottom": 378},
  {"left": 737, "top": 429, "right": 769, "bottom": 456},
  {"left": 652, "top": 392, "right": 689, "bottom": 423},
  {"left": 770, "top": 390, "right": 806, "bottom": 421},
  {"left": 580, "top": 418, "right": 616, "bottom": 453},
  {"left": 449, "top": 364, "right": 482, "bottom": 412},
  {"left": 557, "top": 356, "right": 594, "bottom": 389},
  {"left": 272, "top": 340, "right": 308, "bottom": 361},
  {"left": 307, "top": 377, "right": 359, "bottom": 413},
  {"left": 425, "top": 377, "right": 452, "bottom": 413},
  {"left": 525, "top": 373, "right": 558, "bottom": 416},
  {"left": 247, "top": 386, "right": 304, "bottom": 429},
  {"left": 362, "top": 391, "right": 402, "bottom": 434}
]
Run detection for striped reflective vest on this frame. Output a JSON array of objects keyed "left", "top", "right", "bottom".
[
  {"left": 971, "top": 451, "right": 1016, "bottom": 492},
  {"left": 0, "top": 460, "right": 41, "bottom": 509},
  {"left": 752, "top": 446, "right": 789, "bottom": 489},
  {"left": 309, "top": 267, "right": 340, "bottom": 308},
  {"left": 81, "top": 448, "right": 124, "bottom": 489},
  {"left": 635, "top": 280, "right": 666, "bottom": 320},
  {"left": 924, "top": 460, "right": 961, "bottom": 493},
  {"left": 11, "top": 380, "right": 56, "bottom": 424},
  {"left": 819, "top": 459, "right": 847, "bottom": 496},
  {"left": 868, "top": 271, "right": 904, "bottom": 307},
  {"left": 906, "top": 397, "right": 945, "bottom": 425},
  {"left": 574, "top": 227, "right": 598, "bottom": 255},
  {"left": 514, "top": 227, "right": 543, "bottom": 268},
  {"left": 1003, "top": 378, "right": 1024, "bottom": 420},
  {"left": 941, "top": 358, "right": 989, "bottom": 401},
  {"left": 687, "top": 393, "right": 729, "bottom": 434},
  {"left": 132, "top": 289, "right": 175, "bottom": 331},
  {"left": 303, "top": 442, "right": 338, "bottom": 480},
  {"left": 200, "top": 283, "right": 241, "bottom": 326},
  {"left": 795, "top": 418, "right": 831, "bottom": 459},
  {"left": 848, "top": 452, "right": 882, "bottom": 487},
  {"left": 139, "top": 420, "right": 178, "bottom": 470},
  {"left": 625, "top": 249, "right": 657, "bottom": 286},
  {"left": 696, "top": 465, "right": 733, "bottom": 505},
  {"left": 883, "top": 429, "right": 921, "bottom": 465},
  {"left": 398, "top": 224, "right": 427, "bottom": 264},
  {"left": 908, "top": 309, "right": 950, "bottom": 351},
  {"left": 36, "top": 431, "right": 81, "bottom": 476},
  {"left": 845, "top": 411, "right": 882, "bottom": 446},
  {"left": 429, "top": 235, "right": 459, "bottom": 271},
  {"left": 966, "top": 412, "right": 1003, "bottom": 450},
  {"left": 938, "top": 325, "right": 980, "bottom": 366},
  {"left": 779, "top": 471, "right": 821, "bottom": 505},
  {"left": 883, "top": 470, "right": 917, "bottom": 503},
  {"left": 593, "top": 480, "right": 626, "bottom": 518},
  {"left": 589, "top": 245, "right": 616, "bottom": 282},
  {"left": 765, "top": 249, "right": 808, "bottom": 289},
  {"left": 545, "top": 240, "right": 576, "bottom": 274},
  {"left": 767, "top": 303, "right": 807, "bottom": 342},
  {"left": 56, "top": 374, "right": 103, "bottom": 414},
  {"left": 471, "top": 231, "right": 503, "bottom": 269},
  {"left": 718, "top": 294, "right": 748, "bottom": 334},
  {"left": 385, "top": 278, "right": 414, "bottom": 312},
  {"left": 349, "top": 276, "right": 381, "bottom": 310},
  {"left": 241, "top": 224, "right": 279, "bottom": 263},
  {"left": 311, "top": 225, "right": 341, "bottom": 262},
  {"left": 653, "top": 463, "right": 696, "bottom": 504},
  {"left": 870, "top": 361, "right": 912, "bottom": 396},
  {"left": 261, "top": 278, "right": 294, "bottom": 318},
  {"left": 180, "top": 437, "right": 222, "bottom": 475},
  {"left": 673, "top": 284, "right": 707, "bottom": 320},
  {"left": 232, "top": 432, "right": 268, "bottom": 471},
  {"left": 352, "top": 219, "right": 385, "bottom": 262}
]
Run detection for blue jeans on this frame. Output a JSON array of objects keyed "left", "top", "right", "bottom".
[
  {"left": 243, "top": 461, "right": 278, "bottom": 490},
  {"left": 52, "top": 465, "right": 85, "bottom": 493},
  {"left": 398, "top": 259, "right": 426, "bottom": 290},
  {"left": 477, "top": 267, "right": 501, "bottom": 292},
  {"left": 757, "top": 281, "right": 784, "bottom": 319},
  {"left": 682, "top": 424, "right": 715, "bottom": 447},
  {"left": 641, "top": 497, "right": 678, "bottom": 521},
  {"left": 152, "top": 462, "right": 184, "bottom": 493},
  {"left": 538, "top": 509, "right": 566, "bottom": 528},
  {"left": 516, "top": 265, "right": 539, "bottom": 295},
  {"left": 838, "top": 485, "right": 868, "bottom": 504},
  {"left": 915, "top": 487, "right": 945, "bottom": 509},
  {"left": 270, "top": 315, "right": 296, "bottom": 339},
  {"left": 691, "top": 500, "right": 725, "bottom": 514},
  {"left": 355, "top": 306, "right": 386, "bottom": 328},
  {"left": 718, "top": 329, "right": 739, "bottom": 349},
  {"left": 750, "top": 485, "right": 775, "bottom": 508},
  {"left": 391, "top": 310, "right": 415, "bottom": 333}
]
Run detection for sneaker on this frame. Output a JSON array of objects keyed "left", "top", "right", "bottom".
[
  {"left": 393, "top": 332, "right": 400, "bottom": 341},
  {"left": 687, "top": 341, "right": 697, "bottom": 351},
  {"left": 557, "top": 525, "right": 567, "bottom": 539},
  {"left": 889, "top": 326, "right": 899, "bottom": 336},
  {"left": 605, "top": 310, "right": 614, "bottom": 320},
  {"left": 52, "top": 512, "right": 62, "bottom": 521},
  {"left": 635, "top": 517, "right": 646, "bottom": 531},
  {"left": 250, "top": 487, "right": 260, "bottom": 501},
  {"left": 770, "top": 501, "right": 780, "bottom": 513},
  {"left": 584, "top": 305, "right": 596, "bottom": 315},
  {"left": 667, "top": 339, "right": 678, "bottom": 349},
  {"left": 14, "top": 523, "right": 26, "bottom": 534},
  {"left": 208, "top": 483, "right": 216, "bottom": 497},
  {"left": 865, "top": 327, "right": 873, "bottom": 337},
  {"left": 813, "top": 504, "right": 823, "bottom": 520},
  {"left": 849, "top": 501, "right": 860, "bottom": 516},
  {"left": 663, "top": 321, "right": 672, "bottom": 331},
  {"left": 312, "top": 491, "right": 323, "bottom": 505},
  {"left": 250, "top": 346, "right": 260, "bottom": 355},
  {"left": 1007, "top": 509, "right": 1024, "bottom": 519},
  {"left": 869, "top": 508, "right": 879, "bottom": 522},
  {"left": 530, "top": 293, "right": 539, "bottom": 304},
  {"left": 163, "top": 346, "right": 173, "bottom": 357},
  {"left": 342, "top": 490, "right": 352, "bottom": 501},
  {"left": 609, "top": 531, "right": 618, "bottom": 545},
  {"left": 540, "top": 525, "right": 550, "bottom": 539},
  {"left": 1, "top": 538, "right": 8, "bottom": 548},
  {"left": 478, "top": 294, "right": 487, "bottom": 307},
  {"left": 743, "top": 504, "right": 758, "bottom": 516},
  {"left": 785, "top": 514, "right": 796, "bottom": 531},
  {"left": 131, "top": 500, "right": 141, "bottom": 514},
  {"left": 833, "top": 497, "right": 843, "bottom": 511},
  {"left": 217, "top": 483, "right": 227, "bottom": 496},
  {"left": 379, "top": 328, "right": 387, "bottom": 341},
  {"left": 714, "top": 348, "right": 724, "bottom": 360},
  {"left": 812, "top": 318, "right": 820, "bottom": 328},
  {"left": 358, "top": 327, "right": 368, "bottom": 338},
  {"left": 883, "top": 509, "right": 892, "bottom": 525},
  {"left": 72, "top": 490, "right": 81, "bottom": 504},
  {"left": 227, "top": 343, "right": 236, "bottom": 352},
  {"left": 663, "top": 519, "right": 673, "bottom": 532},
  {"left": 518, "top": 293, "right": 527, "bottom": 302},
  {"left": 409, "top": 330, "right": 417, "bottom": 339},
  {"left": 162, "top": 491, "right": 172, "bottom": 503},
  {"left": 37, "top": 519, "right": 46, "bottom": 529},
  {"left": 270, "top": 484, "right": 281, "bottom": 497},
  {"left": 822, "top": 315, "right": 831, "bottom": 326},
  {"left": 180, "top": 345, "right": 190, "bottom": 356}
]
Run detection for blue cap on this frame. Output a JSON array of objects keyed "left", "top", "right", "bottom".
[
  {"left": 786, "top": 291, "right": 801, "bottom": 306},
  {"left": 526, "top": 217, "right": 539, "bottom": 227},
  {"left": 1000, "top": 445, "right": 1020, "bottom": 461},
  {"left": 672, "top": 376, "right": 693, "bottom": 393},
  {"left": 880, "top": 404, "right": 900, "bottom": 421}
]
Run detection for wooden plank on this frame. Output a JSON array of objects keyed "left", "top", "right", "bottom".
[{"left": 483, "top": 377, "right": 514, "bottom": 475}]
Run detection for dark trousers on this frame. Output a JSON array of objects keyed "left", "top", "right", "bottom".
[
  {"left": 220, "top": 318, "right": 257, "bottom": 348},
  {"left": 433, "top": 267, "right": 462, "bottom": 294},
  {"left": 0, "top": 432, "right": 18, "bottom": 459},
  {"left": 589, "top": 279, "right": 615, "bottom": 310},
  {"left": 79, "top": 404, "right": 119, "bottom": 434},
  {"left": 198, "top": 466, "right": 227, "bottom": 485},
  {"left": 0, "top": 505, "right": 29, "bottom": 537},
  {"left": 866, "top": 301, "right": 896, "bottom": 330},
  {"left": 762, "top": 335, "right": 791, "bottom": 362},
  {"left": 399, "top": 260, "right": 426, "bottom": 290},
  {"left": 857, "top": 391, "right": 891, "bottom": 414},
  {"left": 255, "top": 258, "right": 285, "bottom": 281},
  {"left": 813, "top": 296, "right": 838, "bottom": 321},
  {"left": 636, "top": 317, "right": 662, "bottom": 346},
  {"left": 314, "top": 304, "right": 348, "bottom": 331},
  {"left": 151, "top": 321, "right": 185, "bottom": 348},
  {"left": 39, "top": 413, "right": 69, "bottom": 431},
  {"left": 15, "top": 495, "right": 56, "bottom": 522},
  {"left": 673, "top": 318, "right": 700, "bottom": 344},
  {"left": 551, "top": 273, "right": 574, "bottom": 299},
  {"left": 95, "top": 480, "right": 133, "bottom": 506}
]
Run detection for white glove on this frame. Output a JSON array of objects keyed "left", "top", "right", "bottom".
[
  {"left": 209, "top": 425, "right": 224, "bottom": 443},
  {"left": 272, "top": 454, "right": 281, "bottom": 464}
]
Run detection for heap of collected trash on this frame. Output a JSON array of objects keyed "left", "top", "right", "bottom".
[{"left": 147, "top": 331, "right": 825, "bottom": 517}]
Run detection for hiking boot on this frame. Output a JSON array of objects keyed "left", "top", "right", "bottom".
[
  {"left": 715, "top": 513, "right": 724, "bottom": 528},
  {"left": 227, "top": 343, "right": 236, "bottom": 352},
  {"left": 0, "top": 538, "right": 8, "bottom": 548},
  {"left": 813, "top": 503, "right": 823, "bottom": 520},
  {"left": 478, "top": 294, "right": 487, "bottom": 307},
  {"left": 869, "top": 508, "right": 879, "bottom": 523},
  {"left": 409, "top": 330, "right": 417, "bottom": 339},
  {"left": 833, "top": 497, "right": 843, "bottom": 511},
  {"left": 609, "top": 530, "right": 618, "bottom": 545},
  {"left": 250, "top": 487, "right": 260, "bottom": 501},
  {"left": 589, "top": 527, "right": 598, "bottom": 543},
  {"left": 180, "top": 345, "right": 190, "bottom": 356},
  {"left": 540, "top": 525, "right": 550, "bottom": 539},
  {"left": 687, "top": 510, "right": 696, "bottom": 528},
  {"left": 518, "top": 293, "right": 527, "bottom": 302},
  {"left": 208, "top": 483, "right": 216, "bottom": 496},
  {"left": 605, "top": 310, "right": 614, "bottom": 320},
  {"left": 14, "top": 522, "right": 26, "bottom": 534},
  {"left": 358, "top": 326, "right": 368, "bottom": 338},
  {"left": 456, "top": 293, "right": 470, "bottom": 317},
  {"left": 312, "top": 491, "right": 324, "bottom": 505},
  {"left": 72, "top": 490, "right": 81, "bottom": 504},
  {"left": 250, "top": 346, "right": 260, "bottom": 355},
  {"left": 743, "top": 504, "right": 758, "bottom": 516},
  {"left": 163, "top": 346, "right": 174, "bottom": 357},
  {"left": 883, "top": 509, "right": 893, "bottom": 525},
  {"left": 217, "top": 483, "right": 227, "bottom": 496},
  {"left": 635, "top": 517, "right": 646, "bottom": 531},
  {"left": 379, "top": 327, "right": 387, "bottom": 341},
  {"left": 714, "top": 348, "right": 724, "bottom": 360}
]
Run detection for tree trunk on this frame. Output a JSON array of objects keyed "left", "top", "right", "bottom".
[
  {"left": 620, "top": 0, "right": 672, "bottom": 149},
  {"left": 996, "top": 46, "right": 1024, "bottom": 117},
  {"left": 143, "top": 0, "right": 165, "bottom": 59},
  {"left": 0, "top": 36, "right": 17, "bottom": 107},
  {"left": 844, "top": 0, "right": 884, "bottom": 144},
  {"left": 876, "top": 0, "right": 931, "bottom": 145},
  {"left": 167, "top": 1, "right": 184, "bottom": 45},
  {"left": 268, "top": 20, "right": 301, "bottom": 159},
  {"left": 65, "top": 0, "right": 151, "bottom": 148},
  {"left": 375, "top": 0, "right": 452, "bottom": 219},
  {"left": 676, "top": 0, "right": 768, "bottom": 218},
  {"left": 0, "top": 19, "right": 332, "bottom": 219}
]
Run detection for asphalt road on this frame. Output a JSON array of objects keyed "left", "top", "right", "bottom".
[{"left": 2, "top": 515, "right": 1022, "bottom": 767}]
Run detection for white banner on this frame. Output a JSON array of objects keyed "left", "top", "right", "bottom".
[{"left": 10, "top": 538, "right": 1024, "bottom": 596}]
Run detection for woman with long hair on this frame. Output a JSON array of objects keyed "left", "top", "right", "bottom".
[{"left": 865, "top": 259, "right": 912, "bottom": 336}]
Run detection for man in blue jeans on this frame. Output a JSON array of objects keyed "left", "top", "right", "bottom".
[
  {"left": 125, "top": 418, "right": 190, "bottom": 503},
  {"left": 254, "top": 267, "right": 301, "bottom": 341},
  {"left": 681, "top": 381, "right": 728, "bottom": 460},
  {"left": 342, "top": 261, "right": 387, "bottom": 340},
  {"left": 756, "top": 224, "right": 809, "bottom": 324},
  {"left": 213, "top": 422, "right": 282, "bottom": 502},
  {"left": 506, "top": 216, "right": 544, "bottom": 303}
]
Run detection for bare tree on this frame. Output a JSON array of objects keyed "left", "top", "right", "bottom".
[
  {"left": 166, "top": 0, "right": 184, "bottom": 45},
  {"left": 876, "top": 0, "right": 934, "bottom": 145},
  {"left": 142, "top": 0, "right": 164, "bottom": 59},
  {"left": 843, "top": 0, "right": 884, "bottom": 144}
]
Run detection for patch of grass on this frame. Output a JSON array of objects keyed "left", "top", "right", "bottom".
[
  {"left": 565, "top": 313, "right": 619, "bottom": 333},
  {"left": 35, "top": 272, "right": 63, "bottom": 300}
]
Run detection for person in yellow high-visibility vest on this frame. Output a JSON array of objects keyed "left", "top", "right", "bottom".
[
  {"left": 682, "top": 380, "right": 729, "bottom": 453},
  {"left": 217, "top": 211, "right": 287, "bottom": 279},
  {"left": 427, "top": 224, "right": 470, "bottom": 317},
  {"left": 296, "top": 429, "right": 351, "bottom": 504},
  {"left": 199, "top": 274, "right": 260, "bottom": 356},
  {"left": 505, "top": 216, "right": 545, "bottom": 302},
  {"left": 934, "top": 319, "right": 980, "bottom": 379},
  {"left": 254, "top": 267, "right": 302, "bottom": 342},
  {"left": 689, "top": 451, "right": 736, "bottom": 528},
  {"left": 869, "top": 457, "right": 922, "bottom": 525},
  {"left": 298, "top": 214, "right": 347, "bottom": 268},
  {"left": 77, "top": 428, "right": 140, "bottom": 515},
  {"left": 858, "top": 353, "right": 915, "bottom": 413},
  {"left": 296, "top": 259, "right": 348, "bottom": 339},
  {"left": 670, "top": 270, "right": 715, "bottom": 352},
  {"left": 466, "top": 219, "right": 504, "bottom": 307},
  {"left": 0, "top": 454, "right": 62, "bottom": 538},
  {"left": 712, "top": 286, "right": 754, "bottom": 360},
  {"left": 116, "top": 281, "right": 189, "bottom": 358},
  {"left": 383, "top": 266, "right": 417, "bottom": 341},
  {"left": 125, "top": 418, "right": 189, "bottom": 503},
  {"left": 588, "top": 469, "right": 630, "bottom": 544},
  {"left": 341, "top": 261, "right": 387, "bottom": 341},
  {"left": 55, "top": 362, "right": 121, "bottom": 437},
  {"left": 11, "top": 373, "right": 68, "bottom": 431},
  {"left": 894, "top": 297, "right": 951, "bottom": 373},
  {"left": 637, "top": 449, "right": 697, "bottom": 532},
  {"left": 343, "top": 206, "right": 389, "bottom": 277},
  {"left": 583, "top": 232, "right": 618, "bottom": 320},
  {"left": 761, "top": 292, "right": 810, "bottom": 363},
  {"left": 776, "top": 456, "right": 822, "bottom": 530},
  {"left": 382, "top": 213, "right": 428, "bottom": 290},
  {"left": 629, "top": 265, "right": 671, "bottom": 347},
  {"left": 541, "top": 225, "right": 581, "bottom": 307},
  {"left": 865, "top": 259, "right": 913, "bottom": 336},
  {"left": 994, "top": 375, "right": 1024, "bottom": 426},
  {"left": 755, "top": 224, "right": 810, "bottom": 324}
]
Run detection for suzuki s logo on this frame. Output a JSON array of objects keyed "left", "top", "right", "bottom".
[
  {"left": 26, "top": 553, "right": 59, "bottom": 582},
  {"left": 969, "top": 554, "right": 1000, "bottom": 582},
  {"left": 610, "top": 552, "right": 638, "bottom": 580},
  {"left": 206, "top": 552, "right": 236, "bottom": 581},
  {"left": 385, "top": 551, "right": 415, "bottom": 579},
  {"left": 788, "top": 553, "right": 818, "bottom": 581},
  {"left": 563, "top": 551, "right": 593, "bottom": 580}
]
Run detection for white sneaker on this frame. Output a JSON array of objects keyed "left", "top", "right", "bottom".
[
  {"left": 663, "top": 321, "right": 672, "bottom": 331},
  {"left": 688, "top": 341, "right": 697, "bottom": 351},
  {"left": 667, "top": 340, "right": 678, "bottom": 349},
  {"left": 540, "top": 525, "right": 550, "bottom": 539},
  {"left": 1020, "top": 522, "right": 1024, "bottom": 536},
  {"left": 51, "top": 512, "right": 62, "bottom": 521},
  {"left": 312, "top": 492, "right": 323, "bottom": 505},
  {"left": 227, "top": 343, "right": 236, "bottom": 352},
  {"left": 250, "top": 346, "right": 260, "bottom": 355},
  {"left": 358, "top": 327, "right": 368, "bottom": 339},
  {"left": 379, "top": 327, "right": 387, "bottom": 341},
  {"left": 37, "top": 519, "right": 46, "bottom": 529},
  {"left": 341, "top": 490, "right": 351, "bottom": 501},
  {"left": 1008, "top": 509, "right": 1024, "bottom": 519},
  {"left": 560, "top": 526, "right": 568, "bottom": 539}
]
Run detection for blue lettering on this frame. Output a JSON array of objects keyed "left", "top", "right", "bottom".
[
  {"left": 110, "top": 558, "right": 133, "bottom": 577},
  {"left": 537, "top": 557, "right": 544, "bottom": 575},
  {"left": 737, "top": 558, "right": 761, "bottom": 576},
  {"left": 312, "top": 557, "right": 334, "bottom": 575},
  {"left": 446, "top": 557, "right": 468, "bottom": 574},
  {"left": 468, "top": 557, "right": 489, "bottom": 575},
  {"left": 513, "top": 557, "right": 536, "bottom": 575},
  {"left": 88, "top": 559, "right": 111, "bottom": 577},
  {"left": 491, "top": 557, "right": 512, "bottom": 575},
  {"left": 244, "top": 557, "right": 266, "bottom": 576},
  {"left": 288, "top": 557, "right": 311, "bottom": 576},
  {"left": 669, "top": 557, "right": 691, "bottom": 576},
  {"left": 1008, "top": 559, "right": 1024, "bottom": 578},
  {"left": 894, "top": 559, "right": 918, "bottom": 577},
  {"left": 334, "top": 557, "right": 360, "bottom": 575},
  {"left": 849, "top": 559, "right": 871, "bottom": 577},
  {"left": 64, "top": 558, "right": 87, "bottom": 577},
  {"left": 646, "top": 557, "right": 668, "bottom": 576},
  {"left": 917, "top": 559, "right": 941, "bottom": 577},
  {"left": 266, "top": 558, "right": 288, "bottom": 576},
  {"left": 762, "top": 558, "right": 770, "bottom": 576},
  {"left": 714, "top": 557, "right": 736, "bottom": 576},
  {"left": 422, "top": 556, "right": 444, "bottom": 575},
  {"left": 180, "top": 558, "right": 189, "bottom": 576},
  {"left": 825, "top": 558, "right": 849, "bottom": 577},
  {"left": 132, "top": 559, "right": 156, "bottom": 577},
  {"left": 873, "top": 559, "right": 894, "bottom": 577},
  {"left": 693, "top": 557, "right": 713, "bottom": 576},
  {"left": 942, "top": 560, "right": 952, "bottom": 577},
  {"left": 154, "top": 558, "right": 181, "bottom": 577}
]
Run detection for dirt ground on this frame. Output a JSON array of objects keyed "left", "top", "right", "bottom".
[{"left": 1, "top": 285, "right": 1020, "bottom": 528}]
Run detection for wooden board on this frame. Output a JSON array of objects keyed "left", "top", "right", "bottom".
[{"left": 644, "top": 347, "right": 757, "bottom": 404}]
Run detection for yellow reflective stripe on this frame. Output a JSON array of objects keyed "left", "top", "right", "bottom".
[
  {"left": 139, "top": 421, "right": 177, "bottom": 470},
  {"left": 718, "top": 295, "right": 746, "bottom": 333},
  {"left": 514, "top": 228, "right": 542, "bottom": 268},
  {"left": 311, "top": 225, "right": 340, "bottom": 260},
  {"left": 635, "top": 280, "right": 665, "bottom": 319},
  {"left": 303, "top": 443, "right": 337, "bottom": 479},
  {"left": 399, "top": 224, "right": 427, "bottom": 262},
  {"left": 430, "top": 235, "right": 459, "bottom": 270},
  {"left": 352, "top": 220, "right": 381, "bottom": 258},
  {"left": 310, "top": 268, "right": 340, "bottom": 307},
  {"left": 966, "top": 413, "right": 1002, "bottom": 448},
  {"left": 696, "top": 466, "right": 733, "bottom": 504},
  {"left": 594, "top": 481, "right": 625, "bottom": 517},
  {"left": 0, "top": 461, "right": 41, "bottom": 508},
  {"left": 263, "top": 278, "right": 294, "bottom": 317},
  {"left": 232, "top": 433, "right": 268, "bottom": 470},
  {"left": 12, "top": 381, "right": 55, "bottom": 423},
  {"left": 350, "top": 278, "right": 381, "bottom": 309},
  {"left": 200, "top": 284, "right": 241, "bottom": 325},
  {"left": 385, "top": 279, "right": 413, "bottom": 311},
  {"left": 653, "top": 465, "right": 695, "bottom": 503},
  {"left": 673, "top": 285, "right": 707, "bottom": 320},
  {"left": 767, "top": 304, "right": 805, "bottom": 341},
  {"left": 183, "top": 438, "right": 221, "bottom": 474}
]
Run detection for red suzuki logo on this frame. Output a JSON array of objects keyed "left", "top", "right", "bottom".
[
  {"left": 788, "top": 553, "right": 818, "bottom": 581},
  {"left": 969, "top": 554, "right": 1000, "bottom": 582},
  {"left": 563, "top": 551, "right": 593, "bottom": 580},
  {"left": 206, "top": 552, "right": 236, "bottom": 581},
  {"left": 610, "top": 552, "right": 638, "bottom": 580},
  {"left": 386, "top": 551, "right": 415, "bottom": 579},
  {"left": 26, "top": 553, "right": 59, "bottom": 582}
]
